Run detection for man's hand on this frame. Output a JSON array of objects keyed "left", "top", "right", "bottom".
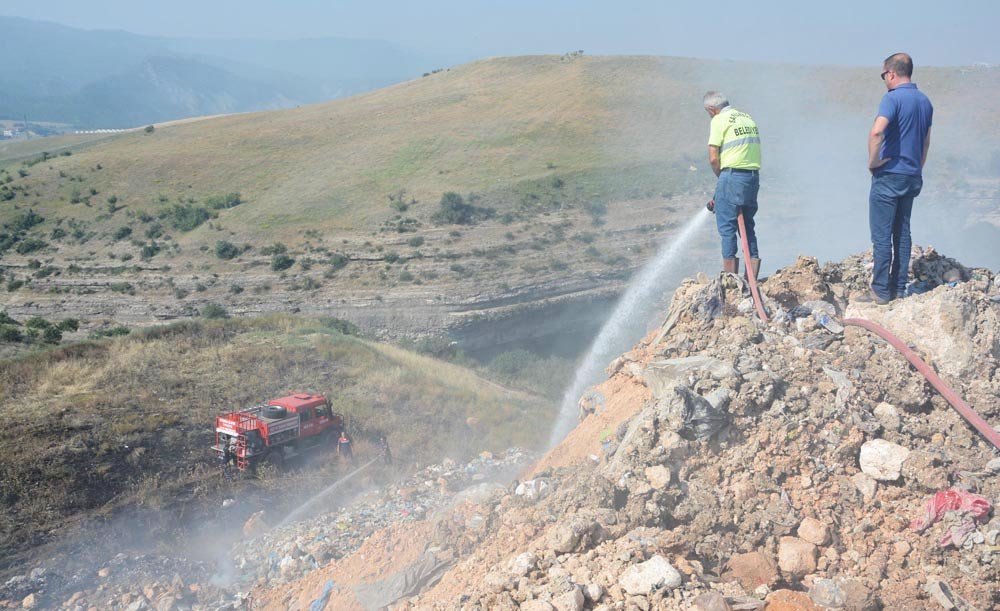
[
  {"left": 869, "top": 157, "right": 890, "bottom": 176},
  {"left": 706, "top": 199, "right": 715, "bottom": 213}
]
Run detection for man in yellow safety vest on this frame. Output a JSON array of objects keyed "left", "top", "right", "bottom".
[{"left": 704, "top": 91, "right": 762, "bottom": 279}]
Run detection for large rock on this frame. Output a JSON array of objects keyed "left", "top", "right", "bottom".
[
  {"left": 546, "top": 518, "right": 603, "bottom": 554},
  {"left": 859, "top": 439, "right": 910, "bottom": 481},
  {"left": 778, "top": 536, "right": 817, "bottom": 577},
  {"left": 765, "top": 589, "right": 822, "bottom": 610},
  {"left": 643, "top": 465, "right": 672, "bottom": 489},
  {"left": 724, "top": 551, "right": 779, "bottom": 592},
  {"left": 851, "top": 472, "right": 877, "bottom": 501},
  {"left": 508, "top": 552, "right": 537, "bottom": 576},
  {"left": 797, "top": 517, "right": 830, "bottom": 546},
  {"left": 619, "top": 555, "right": 682, "bottom": 596},
  {"left": 872, "top": 402, "right": 900, "bottom": 432},
  {"left": 691, "top": 591, "right": 732, "bottom": 611},
  {"left": 552, "top": 586, "right": 585, "bottom": 611}
]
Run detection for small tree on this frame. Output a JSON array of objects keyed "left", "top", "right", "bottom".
[
  {"left": 271, "top": 253, "right": 295, "bottom": 271},
  {"left": 215, "top": 240, "right": 239, "bottom": 260},
  {"left": 144, "top": 125, "right": 155, "bottom": 134},
  {"left": 42, "top": 326, "right": 62, "bottom": 344},
  {"left": 201, "top": 303, "right": 229, "bottom": 319}
]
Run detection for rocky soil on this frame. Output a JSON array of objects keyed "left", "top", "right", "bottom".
[
  {"left": 396, "top": 248, "right": 999, "bottom": 610},
  {"left": 3, "top": 247, "right": 998, "bottom": 610}
]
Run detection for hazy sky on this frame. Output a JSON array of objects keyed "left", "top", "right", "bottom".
[{"left": 3, "top": 0, "right": 998, "bottom": 66}]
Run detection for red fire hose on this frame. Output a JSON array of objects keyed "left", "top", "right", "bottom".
[
  {"left": 841, "top": 318, "right": 1000, "bottom": 451},
  {"left": 737, "top": 209, "right": 769, "bottom": 323}
]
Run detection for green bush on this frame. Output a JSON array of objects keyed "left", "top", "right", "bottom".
[
  {"left": 399, "top": 271, "right": 414, "bottom": 282},
  {"left": 42, "top": 326, "right": 62, "bottom": 344},
  {"left": 430, "top": 192, "right": 495, "bottom": 226},
  {"left": 113, "top": 226, "right": 132, "bottom": 241},
  {"left": 57, "top": 319, "right": 79, "bottom": 332},
  {"left": 328, "top": 253, "right": 349, "bottom": 270},
  {"left": 0, "top": 325, "right": 23, "bottom": 342},
  {"left": 15, "top": 238, "right": 46, "bottom": 254},
  {"left": 165, "top": 204, "right": 212, "bottom": 232},
  {"left": 271, "top": 253, "right": 295, "bottom": 271},
  {"left": 5, "top": 210, "right": 44, "bottom": 232},
  {"left": 50, "top": 227, "right": 67, "bottom": 240},
  {"left": 584, "top": 200, "right": 608, "bottom": 218},
  {"left": 261, "top": 243, "right": 287, "bottom": 256},
  {"left": 140, "top": 242, "right": 161, "bottom": 259},
  {"left": 205, "top": 192, "right": 242, "bottom": 210},
  {"left": 0, "top": 311, "right": 18, "bottom": 325},
  {"left": 25, "top": 316, "right": 51, "bottom": 330},
  {"left": 6, "top": 279, "right": 24, "bottom": 292},
  {"left": 109, "top": 282, "right": 134, "bottom": 294},
  {"left": 200, "top": 303, "right": 229, "bottom": 319},
  {"left": 90, "top": 326, "right": 130, "bottom": 338},
  {"left": 407, "top": 236, "right": 425, "bottom": 247},
  {"left": 215, "top": 240, "right": 239, "bottom": 260},
  {"left": 319, "top": 317, "right": 361, "bottom": 336},
  {"left": 384, "top": 251, "right": 400, "bottom": 263}
]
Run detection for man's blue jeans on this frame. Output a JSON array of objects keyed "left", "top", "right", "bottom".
[
  {"left": 869, "top": 172, "right": 922, "bottom": 300},
  {"left": 714, "top": 169, "right": 759, "bottom": 259}
]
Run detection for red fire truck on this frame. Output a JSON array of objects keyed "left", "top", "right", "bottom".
[{"left": 213, "top": 393, "right": 345, "bottom": 470}]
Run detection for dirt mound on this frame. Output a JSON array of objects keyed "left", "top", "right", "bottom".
[{"left": 401, "top": 250, "right": 999, "bottom": 610}]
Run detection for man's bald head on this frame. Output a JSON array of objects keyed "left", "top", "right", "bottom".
[{"left": 883, "top": 52, "right": 913, "bottom": 78}]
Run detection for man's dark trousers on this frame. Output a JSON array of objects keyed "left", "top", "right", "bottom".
[{"left": 869, "top": 172, "right": 922, "bottom": 300}]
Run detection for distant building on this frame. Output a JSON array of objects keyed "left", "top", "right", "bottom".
[{"left": 1, "top": 129, "right": 13, "bottom": 139}]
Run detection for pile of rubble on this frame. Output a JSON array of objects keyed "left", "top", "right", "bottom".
[
  {"left": 230, "top": 448, "right": 534, "bottom": 589},
  {"left": 0, "top": 553, "right": 234, "bottom": 611},
  {"left": 398, "top": 249, "right": 999, "bottom": 610},
  {"left": 0, "top": 450, "right": 533, "bottom": 610}
]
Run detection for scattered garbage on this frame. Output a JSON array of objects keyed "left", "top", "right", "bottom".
[
  {"left": 675, "top": 386, "right": 729, "bottom": 440},
  {"left": 911, "top": 488, "right": 993, "bottom": 547},
  {"left": 308, "top": 580, "right": 335, "bottom": 611}
]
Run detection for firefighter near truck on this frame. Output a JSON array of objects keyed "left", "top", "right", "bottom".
[{"left": 213, "top": 393, "right": 346, "bottom": 471}]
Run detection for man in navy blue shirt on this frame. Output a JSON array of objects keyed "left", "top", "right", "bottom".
[{"left": 858, "top": 52, "right": 933, "bottom": 305}]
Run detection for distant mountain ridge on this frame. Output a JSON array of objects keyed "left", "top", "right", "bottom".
[{"left": 0, "top": 16, "right": 448, "bottom": 128}]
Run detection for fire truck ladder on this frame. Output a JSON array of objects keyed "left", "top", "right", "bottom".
[{"left": 232, "top": 411, "right": 260, "bottom": 471}]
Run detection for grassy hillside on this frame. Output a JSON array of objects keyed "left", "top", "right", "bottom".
[
  {"left": 0, "top": 316, "right": 553, "bottom": 570},
  {"left": 0, "top": 55, "right": 997, "bottom": 334}
]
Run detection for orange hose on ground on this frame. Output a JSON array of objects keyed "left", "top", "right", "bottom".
[
  {"left": 737, "top": 209, "right": 769, "bottom": 323},
  {"left": 842, "top": 317, "right": 1000, "bottom": 451}
]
